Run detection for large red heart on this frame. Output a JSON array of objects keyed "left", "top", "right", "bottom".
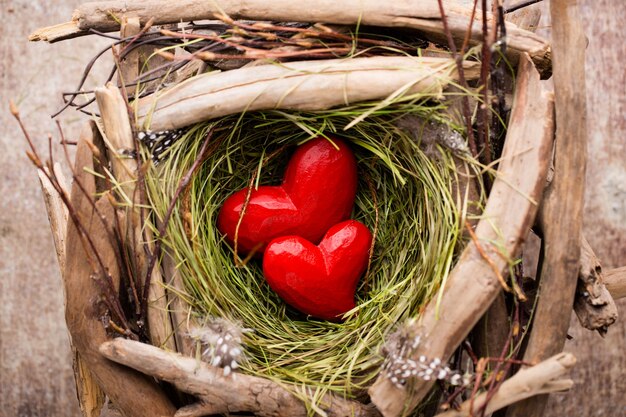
[
  {"left": 217, "top": 137, "right": 357, "bottom": 255},
  {"left": 262, "top": 220, "right": 372, "bottom": 321}
]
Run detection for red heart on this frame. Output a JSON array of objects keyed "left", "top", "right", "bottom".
[
  {"left": 262, "top": 220, "right": 372, "bottom": 321},
  {"left": 217, "top": 137, "right": 357, "bottom": 255}
]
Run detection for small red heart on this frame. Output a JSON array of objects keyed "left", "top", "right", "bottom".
[
  {"left": 217, "top": 137, "right": 357, "bottom": 255},
  {"left": 262, "top": 220, "right": 372, "bottom": 321}
]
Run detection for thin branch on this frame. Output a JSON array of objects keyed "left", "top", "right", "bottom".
[
  {"left": 140, "top": 128, "right": 216, "bottom": 321},
  {"left": 436, "top": 0, "right": 478, "bottom": 158}
]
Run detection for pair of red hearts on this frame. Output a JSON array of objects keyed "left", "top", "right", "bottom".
[{"left": 217, "top": 137, "right": 372, "bottom": 321}]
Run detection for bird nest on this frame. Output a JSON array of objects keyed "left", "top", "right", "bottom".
[
  {"left": 145, "top": 107, "right": 479, "bottom": 404},
  {"left": 18, "top": 1, "right": 603, "bottom": 417}
]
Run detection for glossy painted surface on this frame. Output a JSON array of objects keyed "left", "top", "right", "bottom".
[
  {"left": 217, "top": 137, "right": 358, "bottom": 255},
  {"left": 262, "top": 220, "right": 372, "bottom": 321}
]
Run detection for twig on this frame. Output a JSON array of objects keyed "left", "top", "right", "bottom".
[
  {"left": 436, "top": 0, "right": 478, "bottom": 158},
  {"left": 28, "top": 0, "right": 553, "bottom": 76},
  {"left": 141, "top": 128, "right": 216, "bottom": 322},
  {"left": 436, "top": 353, "right": 575, "bottom": 417},
  {"left": 13, "top": 107, "right": 176, "bottom": 415},
  {"left": 12, "top": 104, "right": 133, "bottom": 333}
]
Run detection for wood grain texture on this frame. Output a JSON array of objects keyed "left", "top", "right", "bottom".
[
  {"left": 505, "top": 0, "right": 588, "bottom": 415},
  {"left": 137, "top": 56, "right": 480, "bottom": 132},
  {"left": 37, "top": 158, "right": 106, "bottom": 417},
  {"left": 543, "top": 2, "right": 626, "bottom": 415},
  {"left": 95, "top": 82, "right": 177, "bottom": 352},
  {"left": 604, "top": 267, "right": 626, "bottom": 300}
]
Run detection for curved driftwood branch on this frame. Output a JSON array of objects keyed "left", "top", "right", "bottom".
[
  {"left": 368, "top": 53, "right": 555, "bottom": 417},
  {"left": 99, "top": 338, "right": 381, "bottom": 417},
  {"left": 28, "top": 0, "right": 550, "bottom": 72},
  {"left": 137, "top": 56, "right": 480, "bottom": 131},
  {"left": 436, "top": 353, "right": 576, "bottom": 417}
]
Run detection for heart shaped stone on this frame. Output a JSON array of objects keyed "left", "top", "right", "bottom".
[
  {"left": 262, "top": 220, "right": 372, "bottom": 321},
  {"left": 217, "top": 137, "right": 357, "bottom": 255}
]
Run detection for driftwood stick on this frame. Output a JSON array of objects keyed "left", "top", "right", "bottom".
[
  {"left": 99, "top": 338, "right": 380, "bottom": 417},
  {"left": 94, "top": 83, "right": 137, "bottom": 200},
  {"left": 28, "top": 0, "right": 551, "bottom": 71},
  {"left": 64, "top": 129, "right": 175, "bottom": 417},
  {"left": 38, "top": 162, "right": 107, "bottom": 417},
  {"left": 604, "top": 267, "right": 626, "bottom": 300},
  {"left": 95, "top": 82, "right": 176, "bottom": 350},
  {"left": 368, "top": 54, "right": 554, "bottom": 417},
  {"left": 137, "top": 56, "right": 480, "bottom": 131},
  {"left": 436, "top": 353, "right": 576, "bottom": 417},
  {"left": 38, "top": 163, "right": 69, "bottom": 268},
  {"left": 117, "top": 17, "right": 141, "bottom": 90},
  {"left": 573, "top": 236, "right": 618, "bottom": 336},
  {"left": 505, "top": 1, "right": 588, "bottom": 416}
]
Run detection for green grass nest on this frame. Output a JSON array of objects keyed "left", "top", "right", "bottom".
[{"left": 145, "top": 101, "right": 480, "bottom": 406}]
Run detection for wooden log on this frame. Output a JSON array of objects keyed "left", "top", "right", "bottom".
[
  {"left": 95, "top": 82, "right": 176, "bottom": 351},
  {"left": 604, "top": 267, "right": 626, "bottom": 300},
  {"left": 368, "top": 53, "right": 554, "bottom": 417},
  {"left": 435, "top": 352, "right": 576, "bottom": 417},
  {"left": 64, "top": 128, "right": 175, "bottom": 417},
  {"left": 99, "top": 338, "right": 381, "bottom": 417},
  {"left": 504, "top": 0, "right": 588, "bottom": 416},
  {"left": 28, "top": 0, "right": 551, "bottom": 72},
  {"left": 573, "top": 236, "right": 618, "bottom": 336},
  {"left": 136, "top": 56, "right": 480, "bottom": 132}
]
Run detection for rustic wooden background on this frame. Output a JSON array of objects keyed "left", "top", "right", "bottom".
[{"left": 0, "top": 1, "right": 623, "bottom": 416}]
